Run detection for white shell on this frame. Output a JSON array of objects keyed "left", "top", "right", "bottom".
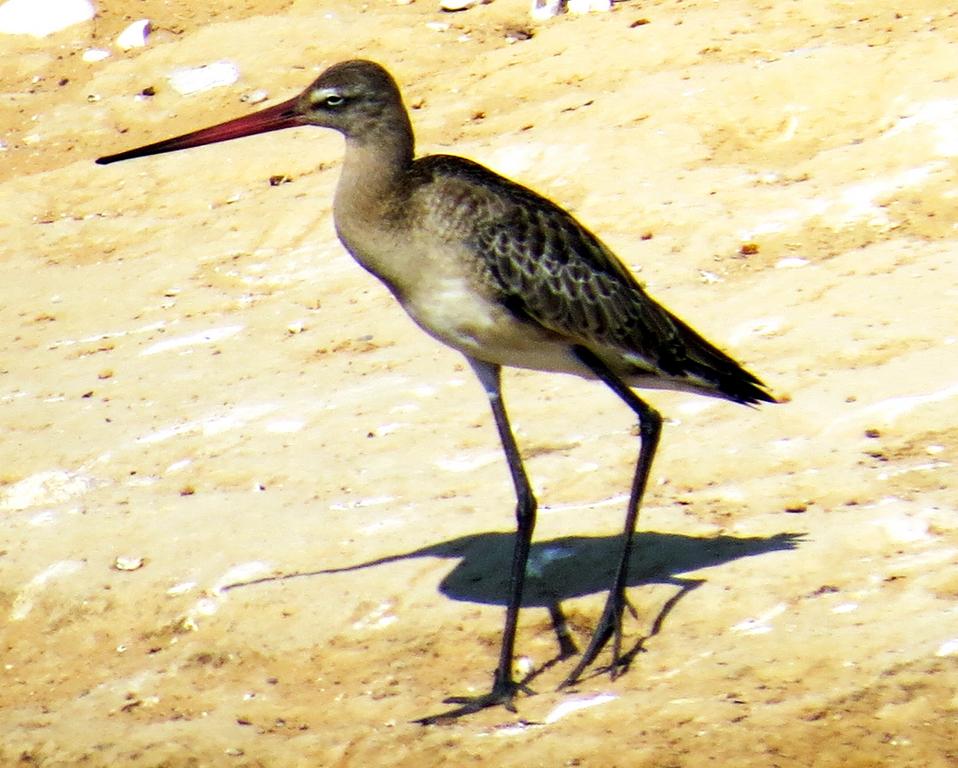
[
  {"left": 0, "top": 0, "right": 94, "bottom": 37},
  {"left": 168, "top": 61, "right": 240, "bottom": 96},
  {"left": 82, "top": 48, "right": 111, "bottom": 62},
  {"left": 440, "top": 0, "right": 483, "bottom": 10},
  {"left": 568, "top": 0, "right": 611, "bottom": 14},
  {"left": 116, "top": 18, "right": 150, "bottom": 50}
]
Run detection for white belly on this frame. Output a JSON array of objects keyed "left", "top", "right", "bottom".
[{"left": 400, "top": 274, "right": 583, "bottom": 375}]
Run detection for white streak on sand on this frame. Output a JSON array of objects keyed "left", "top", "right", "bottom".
[{"left": 140, "top": 325, "right": 243, "bottom": 356}]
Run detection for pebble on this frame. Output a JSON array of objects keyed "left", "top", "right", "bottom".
[
  {"left": 531, "top": 0, "right": 562, "bottom": 18},
  {"left": 166, "top": 581, "right": 196, "bottom": 596},
  {"left": 0, "top": 0, "right": 93, "bottom": 37},
  {"left": 82, "top": 48, "right": 110, "bottom": 62},
  {"left": 775, "top": 256, "right": 810, "bottom": 268},
  {"left": 241, "top": 89, "right": 269, "bottom": 105},
  {"left": 514, "top": 655, "right": 535, "bottom": 675},
  {"left": 112, "top": 555, "right": 145, "bottom": 572}
]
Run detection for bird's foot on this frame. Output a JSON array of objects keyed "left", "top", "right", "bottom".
[
  {"left": 413, "top": 672, "right": 534, "bottom": 725},
  {"left": 558, "top": 588, "right": 638, "bottom": 689}
]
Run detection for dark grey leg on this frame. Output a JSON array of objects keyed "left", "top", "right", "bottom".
[
  {"left": 560, "top": 345, "right": 663, "bottom": 687},
  {"left": 416, "top": 357, "right": 536, "bottom": 723}
]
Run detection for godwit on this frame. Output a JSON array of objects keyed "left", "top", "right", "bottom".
[{"left": 97, "top": 60, "right": 775, "bottom": 721}]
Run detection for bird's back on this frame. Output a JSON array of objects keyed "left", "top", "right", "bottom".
[{"left": 398, "top": 154, "right": 773, "bottom": 405}]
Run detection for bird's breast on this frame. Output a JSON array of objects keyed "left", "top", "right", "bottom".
[{"left": 332, "top": 192, "right": 583, "bottom": 374}]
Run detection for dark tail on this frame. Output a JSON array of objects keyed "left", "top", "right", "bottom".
[
  {"left": 667, "top": 312, "right": 777, "bottom": 406},
  {"left": 709, "top": 364, "right": 776, "bottom": 406}
]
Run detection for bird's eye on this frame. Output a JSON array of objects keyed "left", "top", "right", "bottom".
[{"left": 324, "top": 94, "right": 346, "bottom": 108}]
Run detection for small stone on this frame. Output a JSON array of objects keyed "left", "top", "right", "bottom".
[
  {"left": 241, "top": 89, "right": 269, "bottom": 105},
  {"left": 514, "top": 655, "right": 535, "bottom": 675},
  {"left": 699, "top": 270, "right": 722, "bottom": 284},
  {"left": 113, "top": 555, "right": 145, "bottom": 571}
]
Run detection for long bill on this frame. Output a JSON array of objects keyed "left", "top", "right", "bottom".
[{"left": 96, "top": 94, "right": 306, "bottom": 165}]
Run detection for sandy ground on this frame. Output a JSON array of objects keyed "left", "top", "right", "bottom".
[{"left": 2, "top": 0, "right": 958, "bottom": 765}]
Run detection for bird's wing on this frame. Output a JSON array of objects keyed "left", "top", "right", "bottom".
[
  {"left": 474, "top": 187, "right": 674, "bottom": 361},
  {"left": 411, "top": 156, "right": 772, "bottom": 403},
  {"left": 422, "top": 159, "right": 700, "bottom": 365}
]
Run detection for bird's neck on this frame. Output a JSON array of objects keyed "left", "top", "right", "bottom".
[
  {"left": 332, "top": 116, "right": 417, "bottom": 288},
  {"left": 335, "top": 115, "right": 415, "bottom": 219}
]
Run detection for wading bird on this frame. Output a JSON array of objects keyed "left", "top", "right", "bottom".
[{"left": 97, "top": 60, "right": 775, "bottom": 722}]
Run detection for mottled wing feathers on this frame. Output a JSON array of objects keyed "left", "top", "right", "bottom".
[{"left": 409, "top": 155, "right": 773, "bottom": 404}]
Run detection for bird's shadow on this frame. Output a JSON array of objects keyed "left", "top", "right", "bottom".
[{"left": 223, "top": 529, "right": 802, "bottom": 678}]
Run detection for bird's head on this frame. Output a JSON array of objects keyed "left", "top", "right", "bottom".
[
  {"left": 297, "top": 60, "right": 405, "bottom": 138},
  {"left": 96, "top": 60, "right": 407, "bottom": 165}
]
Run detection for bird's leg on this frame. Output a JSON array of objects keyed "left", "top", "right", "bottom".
[
  {"left": 415, "top": 358, "right": 536, "bottom": 724},
  {"left": 559, "top": 346, "right": 662, "bottom": 688}
]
